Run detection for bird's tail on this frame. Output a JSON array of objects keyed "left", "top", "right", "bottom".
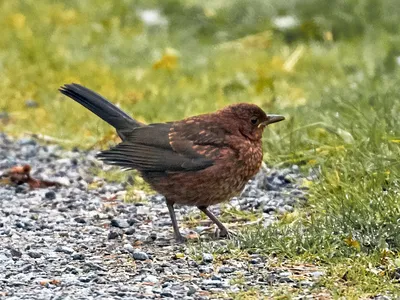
[{"left": 59, "top": 83, "right": 143, "bottom": 133}]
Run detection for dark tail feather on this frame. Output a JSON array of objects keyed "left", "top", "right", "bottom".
[{"left": 59, "top": 83, "right": 143, "bottom": 133}]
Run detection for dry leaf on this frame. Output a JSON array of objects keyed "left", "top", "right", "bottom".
[
  {"left": 344, "top": 236, "right": 361, "bottom": 251},
  {"left": 153, "top": 48, "right": 179, "bottom": 70}
]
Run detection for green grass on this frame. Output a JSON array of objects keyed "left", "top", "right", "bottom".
[{"left": 2, "top": 0, "right": 400, "bottom": 297}]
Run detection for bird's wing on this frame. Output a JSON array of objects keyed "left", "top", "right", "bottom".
[{"left": 96, "top": 121, "right": 227, "bottom": 172}]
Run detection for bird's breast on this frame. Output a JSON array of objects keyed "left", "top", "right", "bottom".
[
  {"left": 235, "top": 139, "right": 263, "bottom": 179},
  {"left": 143, "top": 138, "right": 264, "bottom": 207}
]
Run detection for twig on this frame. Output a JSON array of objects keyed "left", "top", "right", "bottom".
[{"left": 24, "top": 132, "right": 73, "bottom": 144}]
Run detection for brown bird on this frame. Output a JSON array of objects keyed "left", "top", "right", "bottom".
[{"left": 59, "top": 83, "right": 284, "bottom": 242}]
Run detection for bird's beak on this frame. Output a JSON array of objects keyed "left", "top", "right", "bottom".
[{"left": 261, "top": 114, "right": 285, "bottom": 126}]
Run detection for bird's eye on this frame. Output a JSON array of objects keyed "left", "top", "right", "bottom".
[{"left": 250, "top": 116, "right": 258, "bottom": 125}]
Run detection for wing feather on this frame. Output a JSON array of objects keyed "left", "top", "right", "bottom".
[{"left": 96, "top": 117, "right": 229, "bottom": 173}]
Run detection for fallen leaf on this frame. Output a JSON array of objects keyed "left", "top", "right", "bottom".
[
  {"left": 344, "top": 236, "right": 361, "bottom": 251},
  {"left": 174, "top": 253, "right": 185, "bottom": 259},
  {"left": 1, "top": 164, "right": 61, "bottom": 189},
  {"left": 153, "top": 48, "right": 179, "bottom": 70},
  {"left": 40, "top": 279, "right": 61, "bottom": 286},
  {"left": 134, "top": 240, "right": 143, "bottom": 246}
]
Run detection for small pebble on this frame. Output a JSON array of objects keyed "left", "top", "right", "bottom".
[
  {"left": 107, "top": 230, "right": 122, "bottom": 240},
  {"left": 74, "top": 217, "right": 86, "bottom": 224},
  {"left": 202, "top": 253, "right": 213, "bottom": 264},
  {"left": 311, "top": 271, "right": 325, "bottom": 278},
  {"left": 44, "top": 191, "right": 56, "bottom": 200},
  {"left": 187, "top": 285, "right": 197, "bottom": 296},
  {"left": 279, "top": 271, "right": 292, "bottom": 277},
  {"left": 199, "top": 266, "right": 213, "bottom": 274},
  {"left": 218, "top": 266, "right": 235, "bottom": 274},
  {"left": 202, "top": 280, "right": 223, "bottom": 287},
  {"left": 79, "top": 276, "right": 91, "bottom": 283},
  {"left": 123, "top": 243, "right": 134, "bottom": 253},
  {"left": 25, "top": 99, "right": 38, "bottom": 108},
  {"left": 131, "top": 250, "right": 149, "bottom": 261},
  {"left": 124, "top": 227, "right": 135, "bottom": 235},
  {"left": 143, "top": 275, "right": 159, "bottom": 283},
  {"left": 211, "top": 274, "right": 221, "bottom": 281},
  {"left": 299, "top": 280, "right": 314, "bottom": 287},
  {"left": 263, "top": 206, "right": 276, "bottom": 213},
  {"left": 110, "top": 219, "right": 130, "bottom": 228},
  {"left": 71, "top": 253, "right": 85, "bottom": 260},
  {"left": 10, "top": 248, "right": 22, "bottom": 258},
  {"left": 160, "top": 289, "right": 173, "bottom": 298},
  {"left": 27, "top": 251, "right": 42, "bottom": 259},
  {"left": 279, "top": 277, "right": 294, "bottom": 283},
  {"left": 55, "top": 246, "right": 74, "bottom": 255}
]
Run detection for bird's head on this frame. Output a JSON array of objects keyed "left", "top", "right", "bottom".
[{"left": 219, "top": 103, "right": 285, "bottom": 141}]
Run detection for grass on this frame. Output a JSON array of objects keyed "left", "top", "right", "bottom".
[{"left": 1, "top": 0, "right": 400, "bottom": 297}]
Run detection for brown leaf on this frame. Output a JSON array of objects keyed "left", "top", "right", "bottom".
[
  {"left": 1, "top": 164, "right": 61, "bottom": 189},
  {"left": 134, "top": 240, "right": 143, "bottom": 246},
  {"left": 40, "top": 279, "right": 61, "bottom": 286}
]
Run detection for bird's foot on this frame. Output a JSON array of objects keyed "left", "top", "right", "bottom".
[
  {"left": 175, "top": 234, "right": 187, "bottom": 244},
  {"left": 214, "top": 227, "right": 238, "bottom": 239}
]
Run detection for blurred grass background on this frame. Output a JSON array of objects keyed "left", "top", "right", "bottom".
[{"left": 1, "top": 0, "right": 400, "bottom": 297}]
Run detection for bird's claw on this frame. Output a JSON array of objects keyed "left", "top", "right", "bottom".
[
  {"left": 214, "top": 228, "right": 238, "bottom": 239},
  {"left": 175, "top": 234, "right": 188, "bottom": 244}
]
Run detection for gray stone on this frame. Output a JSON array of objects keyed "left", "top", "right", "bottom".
[
  {"left": 160, "top": 289, "right": 174, "bottom": 298},
  {"left": 74, "top": 217, "right": 86, "bottom": 224},
  {"left": 199, "top": 266, "right": 213, "bottom": 274},
  {"left": 71, "top": 253, "right": 85, "bottom": 260},
  {"left": 202, "top": 253, "right": 213, "bottom": 263},
  {"left": 263, "top": 206, "right": 276, "bottom": 213},
  {"left": 78, "top": 276, "right": 92, "bottom": 283},
  {"left": 202, "top": 279, "right": 223, "bottom": 287},
  {"left": 27, "top": 251, "right": 42, "bottom": 259},
  {"left": 279, "top": 271, "right": 292, "bottom": 277},
  {"left": 110, "top": 218, "right": 130, "bottom": 228},
  {"left": 299, "top": 280, "right": 314, "bottom": 287},
  {"left": 18, "top": 138, "right": 37, "bottom": 146},
  {"left": 143, "top": 275, "right": 159, "bottom": 283},
  {"left": 55, "top": 246, "right": 74, "bottom": 255},
  {"left": 44, "top": 191, "right": 56, "bottom": 200},
  {"left": 108, "top": 230, "right": 122, "bottom": 240},
  {"left": 310, "top": 271, "right": 325, "bottom": 278},
  {"left": 123, "top": 243, "right": 135, "bottom": 253},
  {"left": 218, "top": 266, "right": 235, "bottom": 274},
  {"left": 25, "top": 99, "right": 38, "bottom": 108},
  {"left": 124, "top": 227, "right": 136, "bottom": 235},
  {"left": 131, "top": 250, "right": 149, "bottom": 261},
  {"left": 211, "top": 274, "right": 222, "bottom": 280},
  {"left": 9, "top": 248, "right": 22, "bottom": 258}
]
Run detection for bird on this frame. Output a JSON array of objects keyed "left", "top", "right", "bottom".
[{"left": 59, "top": 83, "right": 285, "bottom": 242}]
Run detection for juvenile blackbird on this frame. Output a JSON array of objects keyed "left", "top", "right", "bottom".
[{"left": 59, "top": 83, "right": 284, "bottom": 242}]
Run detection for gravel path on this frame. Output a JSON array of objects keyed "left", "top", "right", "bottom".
[{"left": 0, "top": 133, "right": 324, "bottom": 299}]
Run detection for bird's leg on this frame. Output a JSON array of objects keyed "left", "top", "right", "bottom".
[
  {"left": 166, "top": 200, "right": 186, "bottom": 243},
  {"left": 198, "top": 206, "right": 230, "bottom": 237}
]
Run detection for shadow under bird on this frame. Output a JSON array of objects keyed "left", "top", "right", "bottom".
[{"left": 59, "top": 83, "right": 285, "bottom": 242}]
